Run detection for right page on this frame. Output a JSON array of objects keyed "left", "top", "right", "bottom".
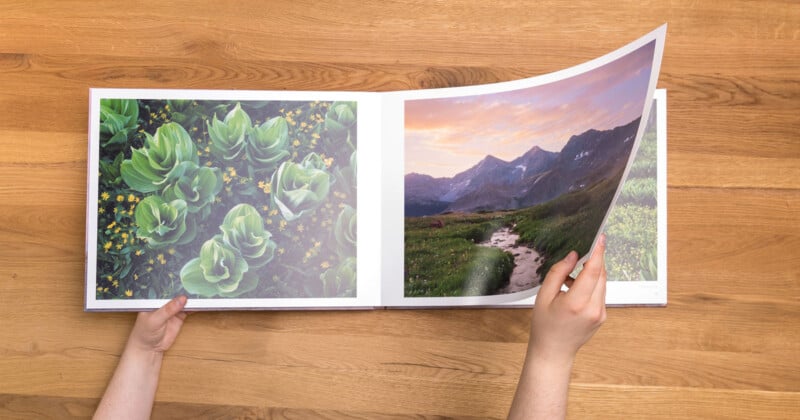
[{"left": 381, "top": 25, "right": 667, "bottom": 307}]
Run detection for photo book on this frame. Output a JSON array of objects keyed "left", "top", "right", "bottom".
[{"left": 85, "top": 25, "right": 667, "bottom": 311}]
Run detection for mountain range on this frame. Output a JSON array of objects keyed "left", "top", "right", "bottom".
[{"left": 405, "top": 117, "right": 641, "bottom": 217}]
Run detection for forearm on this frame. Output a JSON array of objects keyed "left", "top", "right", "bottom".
[
  {"left": 508, "top": 350, "right": 574, "bottom": 420},
  {"left": 94, "top": 343, "right": 163, "bottom": 420}
]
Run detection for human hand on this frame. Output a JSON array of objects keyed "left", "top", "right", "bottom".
[
  {"left": 529, "top": 234, "right": 607, "bottom": 365},
  {"left": 127, "top": 295, "right": 189, "bottom": 355}
]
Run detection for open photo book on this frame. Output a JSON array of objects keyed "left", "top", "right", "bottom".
[{"left": 85, "top": 25, "right": 667, "bottom": 311}]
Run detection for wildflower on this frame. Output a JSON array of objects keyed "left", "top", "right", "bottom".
[
  {"left": 124, "top": 289, "right": 133, "bottom": 297},
  {"left": 103, "top": 241, "right": 113, "bottom": 251},
  {"left": 321, "top": 261, "right": 331, "bottom": 269},
  {"left": 107, "top": 221, "right": 116, "bottom": 229},
  {"left": 128, "top": 194, "right": 135, "bottom": 202},
  {"left": 135, "top": 249, "right": 143, "bottom": 256},
  {"left": 115, "top": 244, "right": 123, "bottom": 250},
  {"left": 314, "top": 241, "right": 321, "bottom": 248},
  {"left": 98, "top": 208, "right": 105, "bottom": 214},
  {"left": 168, "top": 248, "right": 176, "bottom": 255},
  {"left": 134, "top": 273, "right": 139, "bottom": 280},
  {"left": 292, "top": 139, "right": 300, "bottom": 147},
  {"left": 116, "top": 195, "right": 124, "bottom": 202},
  {"left": 101, "top": 192, "right": 110, "bottom": 200},
  {"left": 278, "top": 248, "right": 285, "bottom": 255}
]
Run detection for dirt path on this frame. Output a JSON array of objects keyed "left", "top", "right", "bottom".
[{"left": 478, "top": 227, "right": 543, "bottom": 294}]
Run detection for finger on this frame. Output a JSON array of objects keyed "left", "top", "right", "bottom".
[
  {"left": 150, "top": 295, "right": 188, "bottom": 326},
  {"left": 537, "top": 251, "right": 578, "bottom": 303},
  {"left": 590, "top": 250, "right": 607, "bottom": 306},
  {"left": 568, "top": 234, "right": 606, "bottom": 301}
]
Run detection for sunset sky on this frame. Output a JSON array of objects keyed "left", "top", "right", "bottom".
[{"left": 404, "top": 40, "right": 656, "bottom": 178}]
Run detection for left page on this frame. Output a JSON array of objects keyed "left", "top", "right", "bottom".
[{"left": 85, "top": 89, "right": 383, "bottom": 311}]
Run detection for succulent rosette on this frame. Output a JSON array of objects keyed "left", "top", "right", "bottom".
[
  {"left": 134, "top": 195, "right": 196, "bottom": 249},
  {"left": 324, "top": 101, "right": 356, "bottom": 142},
  {"left": 246, "top": 116, "right": 290, "bottom": 171},
  {"left": 320, "top": 257, "right": 356, "bottom": 297},
  {"left": 220, "top": 204, "right": 277, "bottom": 268},
  {"left": 334, "top": 204, "right": 356, "bottom": 258},
  {"left": 161, "top": 161, "right": 223, "bottom": 218},
  {"left": 99, "top": 98, "right": 139, "bottom": 147},
  {"left": 121, "top": 122, "right": 198, "bottom": 193},
  {"left": 271, "top": 152, "right": 331, "bottom": 222},
  {"left": 207, "top": 103, "right": 251, "bottom": 161},
  {"left": 179, "top": 235, "right": 258, "bottom": 298}
]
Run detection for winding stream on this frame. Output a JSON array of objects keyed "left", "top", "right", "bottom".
[{"left": 478, "top": 227, "right": 543, "bottom": 294}]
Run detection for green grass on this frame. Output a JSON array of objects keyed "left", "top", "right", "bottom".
[{"left": 404, "top": 172, "right": 622, "bottom": 297}]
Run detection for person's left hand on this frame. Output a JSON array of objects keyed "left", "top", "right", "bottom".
[{"left": 127, "top": 295, "right": 188, "bottom": 354}]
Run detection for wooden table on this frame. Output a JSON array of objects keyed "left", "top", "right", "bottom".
[{"left": 1, "top": 1, "right": 798, "bottom": 418}]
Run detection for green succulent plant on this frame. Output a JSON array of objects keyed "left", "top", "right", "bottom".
[
  {"left": 134, "top": 195, "right": 196, "bottom": 249},
  {"left": 161, "top": 161, "right": 223, "bottom": 219},
  {"left": 220, "top": 204, "right": 277, "bottom": 268},
  {"left": 271, "top": 152, "right": 331, "bottom": 222},
  {"left": 334, "top": 204, "right": 356, "bottom": 259},
  {"left": 121, "top": 122, "right": 198, "bottom": 193},
  {"left": 99, "top": 98, "right": 139, "bottom": 147},
  {"left": 180, "top": 235, "right": 258, "bottom": 298},
  {"left": 207, "top": 103, "right": 251, "bottom": 161},
  {"left": 324, "top": 101, "right": 356, "bottom": 141},
  {"left": 320, "top": 257, "right": 356, "bottom": 297},
  {"left": 246, "top": 116, "right": 290, "bottom": 171}
]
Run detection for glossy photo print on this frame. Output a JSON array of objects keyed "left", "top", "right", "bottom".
[
  {"left": 91, "top": 98, "right": 357, "bottom": 305},
  {"left": 403, "top": 40, "right": 657, "bottom": 298}
]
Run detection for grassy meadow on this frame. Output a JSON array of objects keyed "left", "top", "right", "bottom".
[{"left": 404, "top": 174, "right": 619, "bottom": 297}]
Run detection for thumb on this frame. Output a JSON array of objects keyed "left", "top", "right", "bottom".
[{"left": 151, "top": 295, "right": 187, "bottom": 325}]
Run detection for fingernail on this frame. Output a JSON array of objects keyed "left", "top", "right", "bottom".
[
  {"left": 565, "top": 251, "right": 578, "bottom": 263},
  {"left": 599, "top": 234, "right": 606, "bottom": 246}
]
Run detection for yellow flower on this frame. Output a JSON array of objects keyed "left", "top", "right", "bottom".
[
  {"left": 227, "top": 167, "right": 237, "bottom": 177},
  {"left": 135, "top": 250, "right": 143, "bottom": 256},
  {"left": 101, "top": 192, "right": 110, "bottom": 200},
  {"left": 292, "top": 139, "right": 300, "bottom": 147},
  {"left": 297, "top": 224, "right": 305, "bottom": 233},
  {"left": 168, "top": 248, "right": 176, "bottom": 255},
  {"left": 314, "top": 241, "right": 321, "bottom": 248},
  {"left": 107, "top": 221, "right": 116, "bottom": 229},
  {"left": 115, "top": 244, "right": 123, "bottom": 250},
  {"left": 116, "top": 195, "right": 124, "bottom": 202},
  {"left": 125, "top": 289, "right": 133, "bottom": 297},
  {"left": 98, "top": 208, "right": 105, "bottom": 214},
  {"left": 134, "top": 273, "right": 139, "bottom": 280},
  {"left": 278, "top": 248, "right": 285, "bottom": 255},
  {"left": 321, "top": 261, "right": 331, "bottom": 269},
  {"left": 128, "top": 194, "right": 136, "bottom": 202},
  {"left": 103, "top": 241, "right": 113, "bottom": 251},
  {"left": 121, "top": 233, "right": 128, "bottom": 240}
]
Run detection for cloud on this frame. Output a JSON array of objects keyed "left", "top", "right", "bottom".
[{"left": 405, "top": 41, "right": 656, "bottom": 178}]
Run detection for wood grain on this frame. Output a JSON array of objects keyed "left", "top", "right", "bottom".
[{"left": 1, "top": 0, "right": 798, "bottom": 418}]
